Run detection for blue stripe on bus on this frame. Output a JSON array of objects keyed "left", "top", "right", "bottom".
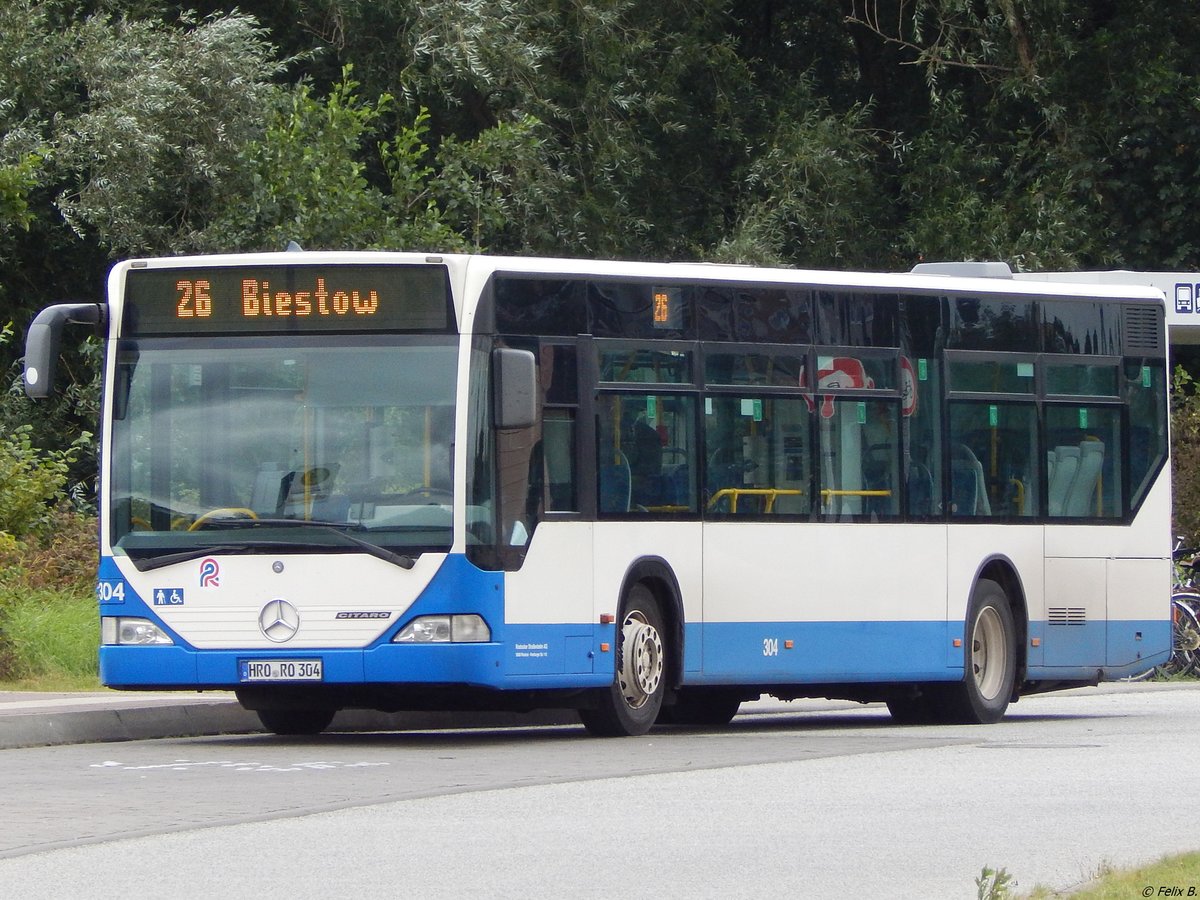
[
  {"left": 96, "top": 554, "right": 1171, "bottom": 689},
  {"left": 688, "top": 620, "right": 957, "bottom": 683}
]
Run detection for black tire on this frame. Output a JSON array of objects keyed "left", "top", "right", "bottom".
[
  {"left": 938, "top": 578, "right": 1016, "bottom": 725},
  {"left": 658, "top": 689, "right": 741, "bottom": 727},
  {"left": 580, "top": 583, "right": 667, "bottom": 737},
  {"left": 886, "top": 690, "right": 941, "bottom": 725},
  {"left": 256, "top": 707, "right": 336, "bottom": 736}
]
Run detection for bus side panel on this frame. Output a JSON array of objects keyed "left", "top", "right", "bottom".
[
  {"left": 501, "top": 521, "right": 598, "bottom": 678},
  {"left": 1105, "top": 557, "right": 1171, "bottom": 669},
  {"left": 700, "top": 522, "right": 951, "bottom": 681},
  {"left": 1042, "top": 557, "right": 1106, "bottom": 666},
  {"left": 946, "top": 523, "right": 1045, "bottom": 667},
  {"left": 503, "top": 521, "right": 594, "bottom": 627},
  {"left": 1038, "top": 477, "right": 1171, "bottom": 675},
  {"left": 592, "top": 520, "right": 703, "bottom": 669}
]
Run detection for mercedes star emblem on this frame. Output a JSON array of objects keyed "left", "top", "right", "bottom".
[{"left": 258, "top": 598, "right": 300, "bottom": 642}]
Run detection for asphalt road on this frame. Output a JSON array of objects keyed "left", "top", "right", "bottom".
[{"left": 0, "top": 683, "right": 1197, "bottom": 898}]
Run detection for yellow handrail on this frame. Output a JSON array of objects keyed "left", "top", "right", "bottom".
[
  {"left": 707, "top": 488, "right": 804, "bottom": 513},
  {"left": 819, "top": 489, "right": 892, "bottom": 498}
]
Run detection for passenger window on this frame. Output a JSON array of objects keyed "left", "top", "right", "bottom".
[
  {"left": 598, "top": 344, "right": 693, "bottom": 384},
  {"left": 947, "top": 357, "right": 1036, "bottom": 394},
  {"left": 1125, "top": 361, "right": 1167, "bottom": 512},
  {"left": 597, "top": 393, "right": 697, "bottom": 515},
  {"left": 947, "top": 402, "right": 1039, "bottom": 517},
  {"left": 815, "top": 398, "right": 900, "bottom": 520},
  {"left": 1045, "top": 405, "right": 1122, "bottom": 518},
  {"left": 1045, "top": 362, "right": 1119, "bottom": 397},
  {"left": 704, "top": 350, "right": 804, "bottom": 388},
  {"left": 542, "top": 409, "right": 576, "bottom": 511},
  {"left": 704, "top": 395, "right": 812, "bottom": 516},
  {"left": 903, "top": 355, "right": 942, "bottom": 517}
]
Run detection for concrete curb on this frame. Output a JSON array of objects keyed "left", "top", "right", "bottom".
[
  {"left": 0, "top": 701, "right": 257, "bottom": 750},
  {"left": 0, "top": 692, "right": 579, "bottom": 750}
]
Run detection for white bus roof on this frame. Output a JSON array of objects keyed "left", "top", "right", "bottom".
[{"left": 123, "top": 251, "right": 1167, "bottom": 304}]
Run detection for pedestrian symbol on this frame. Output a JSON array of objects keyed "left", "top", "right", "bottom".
[{"left": 154, "top": 588, "right": 185, "bottom": 606}]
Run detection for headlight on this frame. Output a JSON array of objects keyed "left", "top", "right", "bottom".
[
  {"left": 394, "top": 614, "right": 490, "bottom": 643},
  {"left": 101, "top": 617, "right": 174, "bottom": 646}
]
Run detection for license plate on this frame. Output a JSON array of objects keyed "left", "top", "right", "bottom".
[{"left": 239, "top": 659, "right": 323, "bottom": 682}]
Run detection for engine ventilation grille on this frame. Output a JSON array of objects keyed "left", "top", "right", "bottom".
[
  {"left": 1048, "top": 607, "right": 1087, "bottom": 626},
  {"left": 1123, "top": 304, "right": 1164, "bottom": 356}
]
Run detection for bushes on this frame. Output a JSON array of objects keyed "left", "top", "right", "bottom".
[
  {"left": 0, "top": 378, "right": 97, "bottom": 683},
  {"left": 0, "top": 508, "right": 97, "bottom": 684},
  {"left": 1172, "top": 366, "right": 1200, "bottom": 547}
]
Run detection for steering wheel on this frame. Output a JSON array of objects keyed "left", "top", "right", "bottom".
[
  {"left": 189, "top": 507, "right": 259, "bottom": 531},
  {"left": 398, "top": 487, "right": 454, "bottom": 505}
]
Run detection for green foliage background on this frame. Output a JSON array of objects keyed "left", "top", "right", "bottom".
[{"left": 1, "top": 0, "right": 1200, "bottom": 545}]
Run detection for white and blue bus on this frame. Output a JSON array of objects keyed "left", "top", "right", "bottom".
[{"left": 25, "top": 252, "right": 1172, "bottom": 735}]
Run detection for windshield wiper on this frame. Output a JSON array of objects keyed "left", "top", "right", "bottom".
[
  {"left": 173, "top": 517, "right": 417, "bottom": 570},
  {"left": 129, "top": 542, "right": 295, "bottom": 572}
]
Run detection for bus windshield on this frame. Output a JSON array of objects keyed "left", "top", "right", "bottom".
[{"left": 109, "top": 335, "right": 458, "bottom": 565}]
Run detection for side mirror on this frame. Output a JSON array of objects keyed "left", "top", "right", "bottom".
[
  {"left": 24, "top": 303, "right": 105, "bottom": 399},
  {"left": 493, "top": 348, "right": 537, "bottom": 429}
]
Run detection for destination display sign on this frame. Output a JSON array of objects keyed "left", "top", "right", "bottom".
[{"left": 122, "top": 264, "right": 453, "bottom": 335}]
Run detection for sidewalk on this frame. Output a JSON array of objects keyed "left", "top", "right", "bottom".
[{"left": 0, "top": 690, "right": 576, "bottom": 750}]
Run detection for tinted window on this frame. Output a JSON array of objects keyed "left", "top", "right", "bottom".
[
  {"left": 494, "top": 278, "right": 586, "bottom": 336},
  {"left": 1042, "top": 300, "right": 1120, "bottom": 355},
  {"left": 901, "top": 295, "right": 944, "bottom": 357},
  {"left": 590, "top": 282, "right": 691, "bottom": 339},
  {"left": 812, "top": 353, "right": 897, "bottom": 392},
  {"left": 697, "top": 286, "right": 811, "bottom": 343},
  {"left": 1125, "top": 360, "right": 1168, "bottom": 511},
  {"left": 705, "top": 350, "right": 805, "bottom": 387},
  {"left": 948, "top": 358, "right": 1037, "bottom": 394},
  {"left": 904, "top": 355, "right": 943, "bottom": 517},
  {"left": 1045, "top": 362, "right": 1119, "bottom": 397},
  {"left": 599, "top": 344, "right": 693, "bottom": 384},
  {"left": 816, "top": 291, "right": 899, "bottom": 347},
  {"left": 948, "top": 296, "right": 1038, "bottom": 351}
]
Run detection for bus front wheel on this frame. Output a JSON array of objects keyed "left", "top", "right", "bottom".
[
  {"left": 940, "top": 578, "right": 1016, "bottom": 724},
  {"left": 580, "top": 583, "right": 667, "bottom": 737},
  {"left": 256, "top": 707, "right": 336, "bottom": 736}
]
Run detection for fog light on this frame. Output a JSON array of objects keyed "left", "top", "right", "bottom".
[
  {"left": 451, "top": 614, "right": 490, "bottom": 643},
  {"left": 101, "top": 617, "right": 173, "bottom": 646},
  {"left": 394, "top": 614, "right": 490, "bottom": 643}
]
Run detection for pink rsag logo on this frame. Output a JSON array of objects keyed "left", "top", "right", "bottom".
[{"left": 199, "top": 558, "right": 220, "bottom": 588}]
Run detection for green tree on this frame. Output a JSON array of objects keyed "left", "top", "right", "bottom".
[{"left": 54, "top": 10, "right": 287, "bottom": 256}]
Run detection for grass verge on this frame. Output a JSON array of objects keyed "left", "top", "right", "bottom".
[
  {"left": 0, "top": 508, "right": 99, "bottom": 690},
  {"left": 980, "top": 853, "right": 1200, "bottom": 898},
  {"left": 0, "top": 586, "right": 99, "bottom": 689}
]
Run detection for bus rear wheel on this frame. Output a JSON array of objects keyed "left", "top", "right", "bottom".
[
  {"left": 885, "top": 691, "right": 940, "bottom": 725},
  {"left": 658, "top": 689, "right": 742, "bottom": 727},
  {"left": 256, "top": 707, "right": 336, "bottom": 736},
  {"left": 939, "top": 578, "right": 1016, "bottom": 725},
  {"left": 580, "top": 583, "right": 667, "bottom": 737}
]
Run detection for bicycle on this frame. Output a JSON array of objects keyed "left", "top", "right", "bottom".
[{"left": 1124, "top": 538, "right": 1200, "bottom": 680}]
